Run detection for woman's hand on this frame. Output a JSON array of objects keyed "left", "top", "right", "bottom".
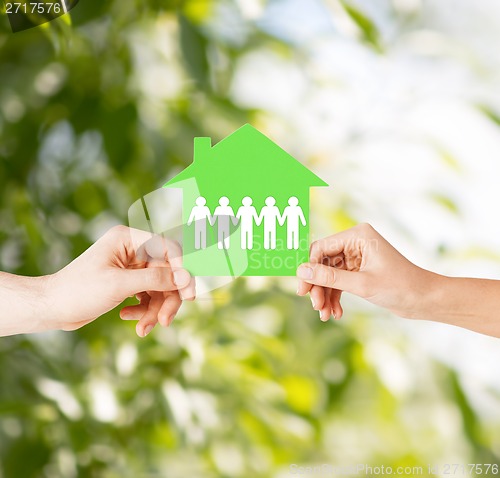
[
  {"left": 296, "top": 223, "right": 437, "bottom": 322},
  {"left": 48, "top": 226, "right": 195, "bottom": 337}
]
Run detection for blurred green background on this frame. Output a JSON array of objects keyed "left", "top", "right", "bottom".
[{"left": 1, "top": 0, "right": 500, "bottom": 477}]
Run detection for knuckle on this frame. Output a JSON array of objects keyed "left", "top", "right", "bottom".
[
  {"left": 309, "top": 241, "right": 321, "bottom": 261},
  {"left": 169, "top": 238, "right": 181, "bottom": 250},
  {"left": 309, "top": 241, "right": 317, "bottom": 255},
  {"left": 326, "top": 267, "right": 337, "bottom": 287},
  {"left": 315, "top": 264, "right": 335, "bottom": 287},
  {"left": 166, "top": 239, "right": 183, "bottom": 261},
  {"left": 106, "top": 225, "right": 128, "bottom": 241},
  {"left": 149, "top": 267, "right": 168, "bottom": 289},
  {"left": 357, "top": 222, "right": 372, "bottom": 232},
  {"left": 359, "top": 222, "right": 376, "bottom": 236},
  {"left": 145, "top": 235, "right": 166, "bottom": 259}
]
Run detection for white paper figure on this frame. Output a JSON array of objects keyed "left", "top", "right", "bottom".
[
  {"left": 280, "top": 196, "right": 306, "bottom": 250},
  {"left": 236, "top": 197, "right": 262, "bottom": 249},
  {"left": 213, "top": 196, "right": 238, "bottom": 249},
  {"left": 187, "top": 196, "right": 213, "bottom": 249},
  {"left": 258, "top": 196, "right": 283, "bottom": 250}
]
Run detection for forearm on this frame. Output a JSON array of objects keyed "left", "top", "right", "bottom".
[
  {"left": 415, "top": 273, "right": 500, "bottom": 337},
  {"left": 0, "top": 272, "right": 55, "bottom": 337}
]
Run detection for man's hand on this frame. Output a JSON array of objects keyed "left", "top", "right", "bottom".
[{"left": 48, "top": 226, "right": 195, "bottom": 337}]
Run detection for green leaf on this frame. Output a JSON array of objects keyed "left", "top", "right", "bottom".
[
  {"left": 340, "top": 1, "right": 382, "bottom": 51},
  {"left": 477, "top": 104, "right": 500, "bottom": 127},
  {"left": 430, "top": 193, "right": 460, "bottom": 215},
  {"left": 179, "top": 13, "right": 210, "bottom": 89}
]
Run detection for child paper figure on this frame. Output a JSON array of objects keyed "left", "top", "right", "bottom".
[
  {"left": 258, "top": 197, "right": 283, "bottom": 250},
  {"left": 236, "top": 197, "right": 262, "bottom": 249},
  {"left": 187, "top": 196, "right": 213, "bottom": 249},
  {"left": 280, "top": 196, "right": 307, "bottom": 250},
  {"left": 213, "top": 196, "right": 238, "bottom": 250}
]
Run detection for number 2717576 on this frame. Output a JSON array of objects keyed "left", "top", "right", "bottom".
[{"left": 5, "top": 2, "right": 63, "bottom": 14}]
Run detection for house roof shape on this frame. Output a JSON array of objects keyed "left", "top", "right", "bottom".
[{"left": 164, "top": 124, "right": 328, "bottom": 190}]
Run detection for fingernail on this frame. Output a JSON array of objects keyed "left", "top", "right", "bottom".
[
  {"left": 319, "top": 311, "right": 323, "bottom": 321},
  {"left": 297, "top": 265, "right": 313, "bottom": 280},
  {"left": 173, "top": 269, "right": 190, "bottom": 287},
  {"left": 167, "top": 314, "right": 175, "bottom": 326},
  {"left": 332, "top": 312, "right": 337, "bottom": 321},
  {"left": 143, "top": 324, "right": 154, "bottom": 337},
  {"left": 311, "top": 297, "right": 316, "bottom": 309}
]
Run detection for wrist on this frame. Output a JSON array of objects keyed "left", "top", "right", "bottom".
[
  {"left": 406, "top": 269, "right": 449, "bottom": 321},
  {"left": 0, "top": 272, "right": 57, "bottom": 336},
  {"left": 39, "top": 273, "right": 62, "bottom": 331},
  {"left": 23, "top": 274, "right": 59, "bottom": 333},
  {"left": 43, "top": 270, "right": 75, "bottom": 331}
]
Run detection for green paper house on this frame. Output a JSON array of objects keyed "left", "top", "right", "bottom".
[{"left": 164, "top": 124, "right": 328, "bottom": 276}]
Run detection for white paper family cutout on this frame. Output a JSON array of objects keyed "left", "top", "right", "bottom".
[{"left": 188, "top": 196, "right": 306, "bottom": 250}]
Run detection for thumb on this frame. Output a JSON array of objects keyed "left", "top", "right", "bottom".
[
  {"left": 297, "top": 263, "right": 367, "bottom": 297},
  {"left": 117, "top": 267, "right": 191, "bottom": 297}
]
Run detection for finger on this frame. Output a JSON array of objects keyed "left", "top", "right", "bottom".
[
  {"left": 105, "top": 226, "right": 184, "bottom": 267},
  {"left": 180, "top": 276, "right": 196, "bottom": 301},
  {"left": 328, "top": 254, "right": 346, "bottom": 320},
  {"left": 329, "top": 288, "right": 344, "bottom": 320},
  {"left": 144, "top": 234, "right": 183, "bottom": 266},
  {"left": 143, "top": 251, "right": 192, "bottom": 303},
  {"left": 152, "top": 235, "right": 194, "bottom": 300},
  {"left": 103, "top": 226, "right": 154, "bottom": 263},
  {"left": 330, "top": 254, "right": 345, "bottom": 269},
  {"left": 309, "top": 285, "right": 324, "bottom": 311},
  {"left": 297, "top": 263, "right": 366, "bottom": 296},
  {"left": 159, "top": 234, "right": 183, "bottom": 269},
  {"left": 118, "top": 267, "right": 191, "bottom": 297},
  {"left": 136, "top": 293, "right": 163, "bottom": 337},
  {"left": 309, "top": 224, "right": 379, "bottom": 265},
  {"left": 135, "top": 292, "right": 149, "bottom": 302},
  {"left": 158, "top": 293, "right": 182, "bottom": 327},
  {"left": 120, "top": 304, "right": 148, "bottom": 320},
  {"left": 309, "top": 231, "right": 352, "bottom": 264},
  {"left": 319, "top": 287, "right": 332, "bottom": 322},
  {"left": 121, "top": 293, "right": 151, "bottom": 319},
  {"left": 105, "top": 228, "right": 194, "bottom": 304},
  {"left": 297, "top": 240, "right": 326, "bottom": 296},
  {"left": 298, "top": 254, "right": 344, "bottom": 297},
  {"left": 297, "top": 279, "right": 312, "bottom": 296}
]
